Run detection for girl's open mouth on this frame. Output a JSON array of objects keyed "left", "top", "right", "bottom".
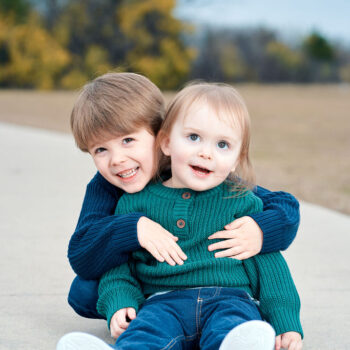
[{"left": 190, "top": 165, "right": 212, "bottom": 176}]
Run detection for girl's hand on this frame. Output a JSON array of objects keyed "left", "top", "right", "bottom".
[
  {"left": 110, "top": 307, "right": 136, "bottom": 339},
  {"left": 275, "top": 332, "right": 302, "bottom": 350},
  {"left": 208, "top": 216, "right": 263, "bottom": 260},
  {"left": 137, "top": 217, "right": 187, "bottom": 266}
]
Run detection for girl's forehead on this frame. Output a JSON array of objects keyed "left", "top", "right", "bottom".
[{"left": 180, "top": 100, "right": 242, "bottom": 131}]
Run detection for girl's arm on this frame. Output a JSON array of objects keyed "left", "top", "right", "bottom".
[
  {"left": 68, "top": 172, "right": 142, "bottom": 280},
  {"left": 249, "top": 186, "right": 300, "bottom": 253}
]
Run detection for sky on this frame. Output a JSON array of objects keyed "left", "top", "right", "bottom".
[{"left": 174, "top": 0, "right": 350, "bottom": 44}]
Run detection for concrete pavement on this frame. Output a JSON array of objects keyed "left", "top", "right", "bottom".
[{"left": 0, "top": 122, "right": 349, "bottom": 349}]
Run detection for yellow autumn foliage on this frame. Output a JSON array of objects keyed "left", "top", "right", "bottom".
[{"left": 0, "top": 15, "right": 70, "bottom": 89}]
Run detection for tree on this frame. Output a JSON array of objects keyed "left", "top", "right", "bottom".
[
  {"left": 0, "top": 14, "right": 70, "bottom": 88},
  {"left": 0, "top": 0, "right": 31, "bottom": 23},
  {"left": 303, "top": 32, "right": 334, "bottom": 62}
]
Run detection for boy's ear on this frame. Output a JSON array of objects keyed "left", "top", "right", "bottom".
[{"left": 159, "top": 133, "right": 171, "bottom": 156}]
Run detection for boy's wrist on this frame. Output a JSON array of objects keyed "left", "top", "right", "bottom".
[{"left": 248, "top": 210, "right": 286, "bottom": 253}]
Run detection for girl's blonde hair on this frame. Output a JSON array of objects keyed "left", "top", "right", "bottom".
[
  {"left": 157, "top": 82, "right": 256, "bottom": 193},
  {"left": 71, "top": 72, "right": 165, "bottom": 152}
]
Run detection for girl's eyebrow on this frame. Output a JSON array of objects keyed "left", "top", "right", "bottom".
[{"left": 183, "top": 126, "right": 239, "bottom": 142}]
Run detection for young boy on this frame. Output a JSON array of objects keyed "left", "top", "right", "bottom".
[{"left": 66, "top": 72, "right": 300, "bottom": 325}]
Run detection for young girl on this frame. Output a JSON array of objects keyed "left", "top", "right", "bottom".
[
  {"left": 67, "top": 74, "right": 300, "bottom": 322},
  {"left": 59, "top": 83, "right": 303, "bottom": 350}
]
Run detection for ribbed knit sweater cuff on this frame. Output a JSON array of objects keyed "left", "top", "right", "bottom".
[
  {"left": 99, "top": 288, "right": 142, "bottom": 329},
  {"left": 268, "top": 309, "right": 304, "bottom": 338},
  {"left": 111, "top": 212, "right": 144, "bottom": 253},
  {"left": 249, "top": 210, "right": 286, "bottom": 253}
]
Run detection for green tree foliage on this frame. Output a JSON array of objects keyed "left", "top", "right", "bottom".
[
  {"left": 303, "top": 32, "right": 334, "bottom": 62},
  {"left": 0, "top": 0, "right": 31, "bottom": 23}
]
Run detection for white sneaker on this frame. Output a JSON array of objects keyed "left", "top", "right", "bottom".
[
  {"left": 56, "top": 332, "right": 112, "bottom": 350},
  {"left": 219, "top": 320, "right": 275, "bottom": 350}
]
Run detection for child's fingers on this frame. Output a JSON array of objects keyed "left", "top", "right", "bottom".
[
  {"left": 229, "top": 251, "right": 251, "bottom": 260},
  {"left": 168, "top": 239, "right": 187, "bottom": 261},
  {"left": 224, "top": 217, "right": 245, "bottom": 230},
  {"left": 275, "top": 335, "right": 281, "bottom": 350},
  {"left": 126, "top": 308, "right": 136, "bottom": 320},
  {"left": 214, "top": 247, "right": 243, "bottom": 258},
  {"left": 164, "top": 231, "right": 179, "bottom": 241},
  {"left": 208, "top": 230, "right": 234, "bottom": 240},
  {"left": 156, "top": 239, "right": 187, "bottom": 265},
  {"left": 281, "top": 335, "right": 292, "bottom": 349},
  {"left": 145, "top": 242, "right": 165, "bottom": 262},
  {"left": 116, "top": 310, "right": 129, "bottom": 329},
  {"left": 157, "top": 248, "right": 176, "bottom": 266},
  {"left": 208, "top": 238, "right": 236, "bottom": 251}
]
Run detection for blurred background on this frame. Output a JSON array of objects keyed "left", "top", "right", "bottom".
[{"left": 0, "top": 0, "right": 349, "bottom": 214}]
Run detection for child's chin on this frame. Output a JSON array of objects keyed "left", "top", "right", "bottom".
[{"left": 123, "top": 183, "right": 147, "bottom": 194}]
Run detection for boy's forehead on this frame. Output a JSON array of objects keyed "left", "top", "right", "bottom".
[{"left": 87, "top": 126, "right": 153, "bottom": 148}]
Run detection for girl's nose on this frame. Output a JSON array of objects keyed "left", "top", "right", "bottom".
[{"left": 198, "top": 146, "right": 212, "bottom": 160}]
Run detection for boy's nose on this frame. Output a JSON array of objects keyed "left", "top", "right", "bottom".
[{"left": 110, "top": 151, "right": 126, "bottom": 166}]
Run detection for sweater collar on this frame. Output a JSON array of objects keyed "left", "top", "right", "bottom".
[{"left": 146, "top": 181, "right": 230, "bottom": 200}]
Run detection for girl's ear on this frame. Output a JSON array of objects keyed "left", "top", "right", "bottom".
[{"left": 159, "top": 132, "right": 171, "bottom": 156}]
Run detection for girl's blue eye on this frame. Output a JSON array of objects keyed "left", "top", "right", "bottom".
[
  {"left": 188, "top": 134, "right": 200, "bottom": 142},
  {"left": 122, "top": 137, "right": 134, "bottom": 144},
  {"left": 217, "top": 141, "right": 229, "bottom": 149}
]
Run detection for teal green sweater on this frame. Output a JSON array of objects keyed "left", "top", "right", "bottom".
[{"left": 97, "top": 182, "right": 303, "bottom": 337}]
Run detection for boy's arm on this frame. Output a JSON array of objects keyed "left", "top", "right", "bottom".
[
  {"left": 244, "top": 252, "right": 303, "bottom": 338},
  {"left": 97, "top": 262, "right": 145, "bottom": 328},
  {"left": 249, "top": 186, "right": 300, "bottom": 253},
  {"left": 68, "top": 172, "right": 143, "bottom": 280}
]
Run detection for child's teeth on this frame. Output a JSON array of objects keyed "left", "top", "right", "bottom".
[{"left": 118, "top": 168, "right": 137, "bottom": 178}]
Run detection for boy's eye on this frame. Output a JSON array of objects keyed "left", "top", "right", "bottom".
[
  {"left": 217, "top": 141, "right": 229, "bottom": 149},
  {"left": 122, "top": 137, "right": 134, "bottom": 144},
  {"left": 94, "top": 147, "right": 106, "bottom": 154},
  {"left": 188, "top": 134, "right": 200, "bottom": 142}
]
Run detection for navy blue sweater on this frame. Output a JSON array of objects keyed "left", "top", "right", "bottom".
[{"left": 68, "top": 172, "right": 300, "bottom": 280}]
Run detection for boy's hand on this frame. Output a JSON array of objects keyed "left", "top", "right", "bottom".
[
  {"left": 137, "top": 217, "right": 187, "bottom": 266},
  {"left": 208, "top": 216, "right": 263, "bottom": 260},
  {"left": 275, "top": 332, "right": 302, "bottom": 350},
  {"left": 110, "top": 307, "right": 136, "bottom": 339}
]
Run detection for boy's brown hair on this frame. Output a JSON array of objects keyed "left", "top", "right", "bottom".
[{"left": 71, "top": 72, "right": 165, "bottom": 152}]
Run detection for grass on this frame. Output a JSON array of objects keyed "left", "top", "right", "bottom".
[{"left": 0, "top": 84, "right": 349, "bottom": 215}]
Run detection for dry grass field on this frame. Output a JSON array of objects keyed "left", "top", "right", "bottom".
[{"left": 0, "top": 84, "right": 349, "bottom": 215}]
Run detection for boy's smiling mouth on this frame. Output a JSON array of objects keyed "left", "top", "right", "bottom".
[{"left": 117, "top": 167, "right": 139, "bottom": 179}]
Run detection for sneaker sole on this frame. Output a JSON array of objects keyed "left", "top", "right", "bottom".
[
  {"left": 56, "top": 332, "right": 112, "bottom": 350},
  {"left": 219, "top": 320, "right": 276, "bottom": 350}
]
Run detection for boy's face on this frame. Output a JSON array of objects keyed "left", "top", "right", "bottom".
[
  {"left": 161, "top": 104, "right": 242, "bottom": 191},
  {"left": 89, "top": 128, "right": 156, "bottom": 193}
]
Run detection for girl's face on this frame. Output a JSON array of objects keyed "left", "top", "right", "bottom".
[
  {"left": 161, "top": 103, "right": 242, "bottom": 191},
  {"left": 89, "top": 128, "right": 156, "bottom": 193}
]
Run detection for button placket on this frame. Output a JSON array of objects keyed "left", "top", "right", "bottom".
[{"left": 173, "top": 191, "right": 193, "bottom": 235}]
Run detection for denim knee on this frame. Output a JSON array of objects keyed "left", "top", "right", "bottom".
[{"left": 68, "top": 276, "right": 105, "bottom": 319}]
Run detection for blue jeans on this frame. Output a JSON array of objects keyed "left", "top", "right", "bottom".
[
  {"left": 113, "top": 287, "right": 262, "bottom": 350},
  {"left": 68, "top": 276, "right": 105, "bottom": 319}
]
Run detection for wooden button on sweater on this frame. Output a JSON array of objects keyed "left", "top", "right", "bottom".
[
  {"left": 177, "top": 219, "right": 185, "bottom": 228},
  {"left": 182, "top": 192, "right": 191, "bottom": 199}
]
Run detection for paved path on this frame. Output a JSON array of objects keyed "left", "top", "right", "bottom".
[{"left": 1, "top": 122, "right": 349, "bottom": 349}]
